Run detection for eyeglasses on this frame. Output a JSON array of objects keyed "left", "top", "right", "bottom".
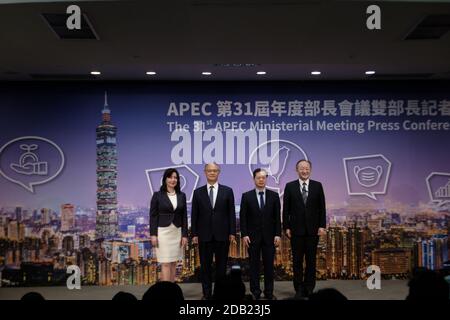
[{"left": 205, "top": 170, "right": 220, "bottom": 173}]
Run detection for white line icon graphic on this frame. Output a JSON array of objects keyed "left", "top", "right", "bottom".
[
  {"left": 0, "top": 136, "right": 65, "bottom": 193},
  {"left": 145, "top": 165, "right": 199, "bottom": 204},
  {"left": 343, "top": 154, "right": 391, "bottom": 200},
  {"left": 426, "top": 172, "right": 450, "bottom": 207}
]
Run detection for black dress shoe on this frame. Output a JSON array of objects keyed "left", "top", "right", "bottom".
[
  {"left": 201, "top": 295, "right": 212, "bottom": 300},
  {"left": 294, "top": 290, "right": 304, "bottom": 299},
  {"left": 304, "top": 288, "right": 314, "bottom": 298},
  {"left": 264, "top": 293, "right": 277, "bottom": 300},
  {"left": 252, "top": 293, "right": 261, "bottom": 300}
]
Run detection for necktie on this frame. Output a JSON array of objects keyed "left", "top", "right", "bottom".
[
  {"left": 302, "top": 182, "right": 308, "bottom": 204},
  {"left": 209, "top": 186, "right": 214, "bottom": 208},
  {"left": 259, "top": 191, "right": 265, "bottom": 209}
]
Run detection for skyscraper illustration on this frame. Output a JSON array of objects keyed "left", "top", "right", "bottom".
[{"left": 95, "top": 92, "right": 118, "bottom": 240}]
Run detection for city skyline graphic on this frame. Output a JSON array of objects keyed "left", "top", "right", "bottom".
[{"left": 0, "top": 83, "right": 449, "bottom": 286}]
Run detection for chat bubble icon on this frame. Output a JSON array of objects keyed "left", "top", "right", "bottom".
[
  {"left": 426, "top": 172, "right": 450, "bottom": 207},
  {"left": 0, "top": 136, "right": 65, "bottom": 193},
  {"left": 248, "top": 139, "right": 308, "bottom": 197},
  {"left": 343, "top": 154, "right": 391, "bottom": 200},
  {"left": 145, "top": 164, "right": 199, "bottom": 203}
]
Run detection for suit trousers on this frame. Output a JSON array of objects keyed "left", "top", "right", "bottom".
[
  {"left": 290, "top": 235, "right": 319, "bottom": 294},
  {"left": 248, "top": 238, "right": 275, "bottom": 297},
  {"left": 199, "top": 237, "right": 230, "bottom": 297}
]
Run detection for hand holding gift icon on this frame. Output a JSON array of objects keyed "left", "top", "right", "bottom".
[
  {"left": 10, "top": 144, "right": 48, "bottom": 176},
  {"left": 0, "top": 136, "right": 64, "bottom": 193}
]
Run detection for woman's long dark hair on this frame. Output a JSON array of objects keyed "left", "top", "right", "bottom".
[{"left": 160, "top": 168, "right": 181, "bottom": 193}]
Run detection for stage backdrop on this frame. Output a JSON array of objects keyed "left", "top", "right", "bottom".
[{"left": 0, "top": 82, "right": 449, "bottom": 287}]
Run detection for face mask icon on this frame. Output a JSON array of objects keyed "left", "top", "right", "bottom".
[{"left": 354, "top": 165, "right": 382, "bottom": 188}]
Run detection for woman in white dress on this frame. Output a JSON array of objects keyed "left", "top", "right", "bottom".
[{"left": 150, "top": 168, "right": 188, "bottom": 282}]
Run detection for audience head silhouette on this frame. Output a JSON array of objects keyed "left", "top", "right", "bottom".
[
  {"left": 21, "top": 292, "right": 45, "bottom": 301},
  {"left": 112, "top": 291, "right": 138, "bottom": 301},
  {"left": 142, "top": 281, "right": 184, "bottom": 302},
  {"left": 308, "top": 288, "right": 348, "bottom": 301},
  {"left": 407, "top": 268, "right": 449, "bottom": 301},
  {"left": 213, "top": 272, "right": 246, "bottom": 301}
]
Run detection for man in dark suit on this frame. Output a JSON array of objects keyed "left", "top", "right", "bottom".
[
  {"left": 283, "top": 159, "right": 326, "bottom": 298},
  {"left": 191, "top": 163, "right": 236, "bottom": 300},
  {"left": 240, "top": 168, "right": 281, "bottom": 300}
]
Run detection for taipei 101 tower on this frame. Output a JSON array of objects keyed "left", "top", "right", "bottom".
[{"left": 95, "top": 92, "right": 119, "bottom": 240}]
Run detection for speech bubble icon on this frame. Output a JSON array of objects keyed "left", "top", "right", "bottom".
[
  {"left": 343, "top": 154, "right": 391, "bottom": 200},
  {"left": 145, "top": 164, "right": 199, "bottom": 203},
  {"left": 426, "top": 172, "right": 450, "bottom": 207},
  {"left": 0, "top": 136, "right": 65, "bottom": 193},
  {"left": 248, "top": 139, "right": 308, "bottom": 197}
]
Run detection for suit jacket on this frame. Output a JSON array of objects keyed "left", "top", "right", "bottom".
[
  {"left": 191, "top": 184, "right": 236, "bottom": 242},
  {"left": 149, "top": 191, "right": 188, "bottom": 237},
  {"left": 282, "top": 179, "right": 326, "bottom": 236},
  {"left": 239, "top": 189, "right": 281, "bottom": 244}
]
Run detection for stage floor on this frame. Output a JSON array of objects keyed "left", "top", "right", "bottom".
[{"left": 0, "top": 280, "right": 409, "bottom": 300}]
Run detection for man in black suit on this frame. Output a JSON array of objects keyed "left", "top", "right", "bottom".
[
  {"left": 240, "top": 168, "right": 281, "bottom": 300},
  {"left": 283, "top": 159, "right": 326, "bottom": 298},
  {"left": 191, "top": 163, "right": 236, "bottom": 300}
]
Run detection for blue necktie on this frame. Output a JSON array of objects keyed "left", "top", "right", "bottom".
[
  {"left": 209, "top": 186, "right": 214, "bottom": 208},
  {"left": 259, "top": 191, "right": 265, "bottom": 209}
]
